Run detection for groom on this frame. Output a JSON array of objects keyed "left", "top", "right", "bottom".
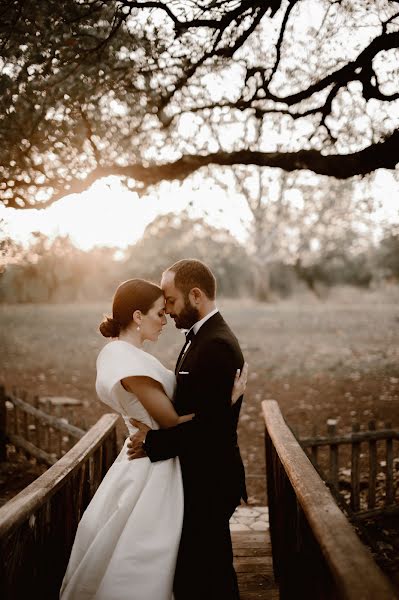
[{"left": 127, "top": 259, "right": 247, "bottom": 599}]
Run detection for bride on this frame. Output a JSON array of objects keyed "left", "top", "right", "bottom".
[{"left": 60, "top": 278, "right": 247, "bottom": 600}]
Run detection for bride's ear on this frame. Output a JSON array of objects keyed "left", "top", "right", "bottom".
[{"left": 132, "top": 310, "right": 142, "bottom": 327}]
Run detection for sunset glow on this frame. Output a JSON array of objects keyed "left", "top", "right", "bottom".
[
  {"left": 0, "top": 176, "right": 252, "bottom": 250},
  {"left": 1, "top": 171, "right": 398, "bottom": 253}
]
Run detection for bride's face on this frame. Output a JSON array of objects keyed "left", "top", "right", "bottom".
[{"left": 140, "top": 296, "right": 167, "bottom": 342}]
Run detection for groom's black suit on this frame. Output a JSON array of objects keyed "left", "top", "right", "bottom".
[{"left": 144, "top": 311, "right": 247, "bottom": 599}]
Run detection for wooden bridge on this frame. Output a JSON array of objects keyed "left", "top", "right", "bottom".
[
  {"left": 0, "top": 395, "right": 397, "bottom": 599},
  {"left": 233, "top": 531, "right": 278, "bottom": 600}
]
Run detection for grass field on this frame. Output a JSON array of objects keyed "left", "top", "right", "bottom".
[{"left": 1, "top": 285, "right": 399, "bottom": 503}]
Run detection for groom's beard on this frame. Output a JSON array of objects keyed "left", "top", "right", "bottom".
[{"left": 172, "top": 298, "right": 200, "bottom": 330}]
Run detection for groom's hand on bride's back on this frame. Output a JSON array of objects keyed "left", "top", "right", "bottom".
[{"left": 127, "top": 419, "right": 151, "bottom": 460}]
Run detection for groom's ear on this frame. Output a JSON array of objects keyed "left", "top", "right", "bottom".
[{"left": 189, "top": 287, "right": 202, "bottom": 304}]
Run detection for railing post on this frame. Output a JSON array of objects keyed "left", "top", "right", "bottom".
[
  {"left": 327, "top": 418, "right": 338, "bottom": 491},
  {"left": 264, "top": 425, "right": 279, "bottom": 579},
  {"left": 385, "top": 421, "right": 394, "bottom": 506},
  {"left": 266, "top": 422, "right": 335, "bottom": 599},
  {"left": 368, "top": 420, "right": 377, "bottom": 510},
  {"left": 262, "top": 400, "right": 396, "bottom": 600},
  {"left": 0, "top": 414, "right": 120, "bottom": 599},
  {"left": 351, "top": 422, "right": 361, "bottom": 512},
  {"left": 0, "top": 386, "right": 7, "bottom": 462}
]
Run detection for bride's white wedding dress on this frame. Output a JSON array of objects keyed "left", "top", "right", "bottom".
[{"left": 60, "top": 340, "right": 183, "bottom": 600}]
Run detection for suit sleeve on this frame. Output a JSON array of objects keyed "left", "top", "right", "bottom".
[{"left": 145, "top": 339, "right": 240, "bottom": 462}]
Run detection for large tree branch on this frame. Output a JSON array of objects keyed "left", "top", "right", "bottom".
[
  {"left": 4, "top": 129, "right": 398, "bottom": 209},
  {"left": 161, "top": 98, "right": 327, "bottom": 128},
  {"left": 131, "top": 0, "right": 283, "bottom": 113},
  {"left": 119, "top": 0, "right": 283, "bottom": 31},
  {"left": 215, "top": 5, "right": 266, "bottom": 58},
  {"left": 263, "top": 0, "right": 296, "bottom": 88},
  {"left": 155, "top": 14, "right": 266, "bottom": 115},
  {"left": 253, "top": 31, "right": 399, "bottom": 105},
  {"left": 160, "top": 29, "right": 399, "bottom": 128}
]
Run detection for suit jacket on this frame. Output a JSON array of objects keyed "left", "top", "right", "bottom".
[{"left": 145, "top": 312, "right": 247, "bottom": 513}]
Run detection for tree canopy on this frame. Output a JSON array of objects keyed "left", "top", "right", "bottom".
[{"left": 0, "top": 0, "right": 398, "bottom": 209}]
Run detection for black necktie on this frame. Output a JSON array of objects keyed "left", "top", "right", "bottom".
[
  {"left": 185, "top": 328, "right": 195, "bottom": 344},
  {"left": 175, "top": 329, "right": 195, "bottom": 374}
]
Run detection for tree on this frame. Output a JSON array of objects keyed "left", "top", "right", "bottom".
[
  {"left": 124, "top": 211, "right": 252, "bottom": 295},
  {"left": 0, "top": 231, "right": 122, "bottom": 302},
  {"left": 210, "top": 164, "right": 380, "bottom": 298},
  {"left": 376, "top": 229, "right": 399, "bottom": 280},
  {"left": 0, "top": 219, "right": 24, "bottom": 270},
  {"left": 0, "top": 0, "right": 398, "bottom": 210}
]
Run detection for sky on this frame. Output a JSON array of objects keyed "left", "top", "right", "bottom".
[
  {"left": 0, "top": 176, "right": 252, "bottom": 250},
  {"left": 0, "top": 170, "right": 398, "bottom": 252}
]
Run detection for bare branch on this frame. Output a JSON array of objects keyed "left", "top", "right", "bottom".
[
  {"left": 79, "top": 108, "right": 101, "bottom": 164},
  {"left": 255, "top": 31, "right": 399, "bottom": 106},
  {"left": 264, "top": 0, "right": 296, "bottom": 88},
  {"left": 118, "top": 0, "right": 283, "bottom": 31},
  {"left": 3, "top": 130, "right": 398, "bottom": 209}
]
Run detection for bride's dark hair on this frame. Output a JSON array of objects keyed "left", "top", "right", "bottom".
[{"left": 99, "top": 279, "right": 163, "bottom": 338}]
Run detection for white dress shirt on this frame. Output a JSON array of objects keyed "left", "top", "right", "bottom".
[{"left": 187, "top": 308, "right": 219, "bottom": 337}]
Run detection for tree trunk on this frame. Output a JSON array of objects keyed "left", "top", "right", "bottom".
[{"left": 252, "top": 262, "right": 273, "bottom": 302}]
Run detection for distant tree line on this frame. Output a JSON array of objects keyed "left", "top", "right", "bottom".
[{"left": 0, "top": 213, "right": 398, "bottom": 304}]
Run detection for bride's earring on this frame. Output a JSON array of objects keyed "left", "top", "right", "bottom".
[{"left": 137, "top": 326, "right": 140, "bottom": 331}]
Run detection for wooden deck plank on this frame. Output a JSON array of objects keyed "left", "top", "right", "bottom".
[{"left": 232, "top": 531, "right": 279, "bottom": 600}]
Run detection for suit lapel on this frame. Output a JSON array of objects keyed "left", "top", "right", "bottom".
[
  {"left": 175, "top": 341, "right": 187, "bottom": 375},
  {"left": 190, "top": 311, "right": 224, "bottom": 343},
  {"left": 174, "top": 312, "right": 225, "bottom": 375},
  {"left": 175, "top": 339, "right": 194, "bottom": 374}
]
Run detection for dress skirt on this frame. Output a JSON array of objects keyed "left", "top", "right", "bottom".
[{"left": 60, "top": 439, "right": 183, "bottom": 600}]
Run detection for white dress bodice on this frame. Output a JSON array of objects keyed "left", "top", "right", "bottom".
[{"left": 95, "top": 340, "right": 176, "bottom": 434}]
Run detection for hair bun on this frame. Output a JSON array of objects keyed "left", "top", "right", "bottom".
[{"left": 99, "top": 316, "right": 121, "bottom": 338}]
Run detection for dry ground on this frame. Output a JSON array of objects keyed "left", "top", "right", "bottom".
[{"left": 1, "top": 285, "right": 399, "bottom": 507}]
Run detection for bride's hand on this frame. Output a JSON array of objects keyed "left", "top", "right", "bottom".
[{"left": 231, "top": 362, "right": 248, "bottom": 405}]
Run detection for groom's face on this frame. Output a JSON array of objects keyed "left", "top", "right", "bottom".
[{"left": 161, "top": 271, "right": 200, "bottom": 330}]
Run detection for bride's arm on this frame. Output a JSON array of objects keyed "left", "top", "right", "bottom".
[
  {"left": 122, "top": 376, "right": 193, "bottom": 429},
  {"left": 123, "top": 364, "right": 248, "bottom": 430}
]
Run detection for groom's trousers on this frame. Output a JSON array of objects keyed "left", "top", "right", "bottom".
[{"left": 173, "top": 497, "right": 240, "bottom": 600}]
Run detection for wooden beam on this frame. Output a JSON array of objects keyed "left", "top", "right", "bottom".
[
  {"left": 262, "top": 400, "right": 396, "bottom": 600},
  {"left": 232, "top": 531, "right": 279, "bottom": 600},
  {"left": 0, "top": 414, "right": 119, "bottom": 537},
  {"left": 7, "top": 433, "right": 57, "bottom": 466},
  {"left": 299, "top": 429, "right": 399, "bottom": 446},
  {"left": 6, "top": 394, "right": 85, "bottom": 439}
]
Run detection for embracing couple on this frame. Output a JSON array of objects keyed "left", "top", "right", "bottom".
[{"left": 60, "top": 259, "right": 248, "bottom": 600}]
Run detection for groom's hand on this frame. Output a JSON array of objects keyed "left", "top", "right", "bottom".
[{"left": 127, "top": 419, "right": 151, "bottom": 460}]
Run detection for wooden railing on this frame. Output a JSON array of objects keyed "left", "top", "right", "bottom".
[
  {"left": 299, "top": 419, "right": 399, "bottom": 519},
  {"left": 263, "top": 400, "right": 397, "bottom": 600},
  {"left": 298, "top": 419, "right": 399, "bottom": 520},
  {"left": 0, "top": 386, "right": 86, "bottom": 465},
  {"left": 0, "top": 413, "right": 119, "bottom": 600}
]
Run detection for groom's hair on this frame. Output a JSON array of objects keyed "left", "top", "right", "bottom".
[{"left": 166, "top": 259, "right": 216, "bottom": 300}]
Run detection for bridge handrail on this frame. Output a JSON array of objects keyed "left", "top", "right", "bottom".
[
  {"left": 0, "top": 413, "right": 119, "bottom": 537},
  {"left": 262, "top": 399, "right": 397, "bottom": 600},
  {"left": 0, "top": 413, "right": 119, "bottom": 599}
]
